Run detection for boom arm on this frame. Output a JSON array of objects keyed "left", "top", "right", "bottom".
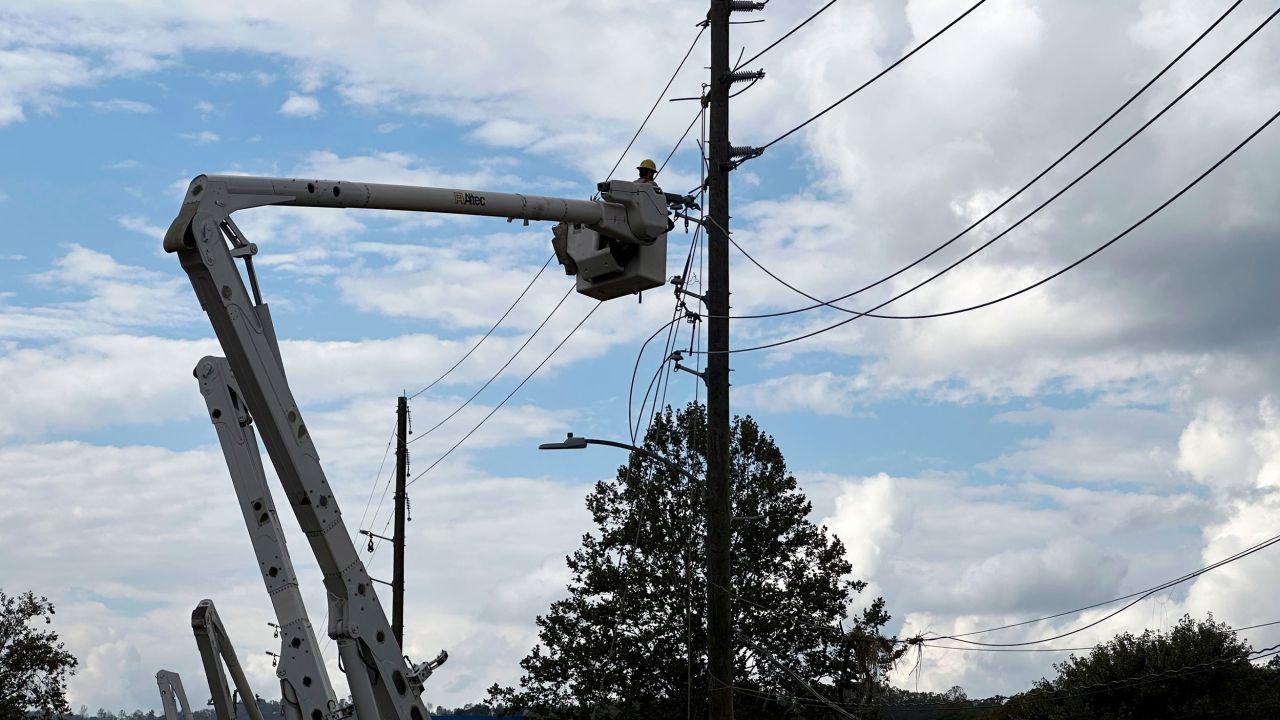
[
  {"left": 155, "top": 670, "right": 194, "bottom": 720},
  {"left": 191, "top": 599, "right": 268, "bottom": 720},
  {"left": 161, "top": 174, "right": 676, "bottom": 253},
  {"left": 165, "top": 173, "right": 677, "bottom": 720},
  {"left": 196, "top": 356, "right": 340, "bottom": 720}
]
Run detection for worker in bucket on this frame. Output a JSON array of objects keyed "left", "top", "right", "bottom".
[{"left": 636, "top": 158, "right": 658, "bottom": 184}]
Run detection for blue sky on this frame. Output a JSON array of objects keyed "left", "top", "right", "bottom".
[{"left": 3, "top": 0, "right": 1280, "bottom": 712}]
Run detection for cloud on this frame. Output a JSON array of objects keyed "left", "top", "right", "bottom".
[
  {"left": 0, "top": 438, "right": 595, "bottom": 712},
  {"left": 816, "top": 470, "right": 1217, "bottom": 696},
  {"left": 0, "top": 245, "right": 197, "bottom": 341},
  {"left": 279, "top": 92, "right": 321, "bottom": 117},
  {"left": 193, "top": 99, "right": 215, "bottom": 117},
  {"left": 101, "top": 159, "right": 138, "bottom": 170},
  {"left": 179, "top": 130, "right": 220, "bottom": 144},
  {"left": 737, "top": 372, "right": 869, "bottom": 417},
  {"left": 468, "top": 118, "right": 542, "bottom": 148},
  {"left": 117, "top": 215, "right": 166, "bottom": 241},
  {"left": 89, "top": 98, "right": 154, "bottom": 113}
]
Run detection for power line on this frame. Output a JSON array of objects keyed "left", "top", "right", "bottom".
[
  {"left": 732, "top": 641, "right": 1280, "bottom": 711},
  {"left": 698, "top": 98, "right": 1280, "bottom": 354},
  {"left": 407, "top": 284, "right": 574, "bottom": 446},
  {"left": 725, "top": 0, "right": 1247, "bottom": 322},
  {"left": 927, "top": 528, "right": 1280, "bottom": 647},
  {"left": 600, "top": 23, "right": 709, "bottom": 189},
  {"left": 353, "top": 424, "right": 398, "bottom": 541},
  {"left": 346, "top": 254, "right": 558, "bottom": 581},
  {"left": 407, "top": 254, "right": 554, "bottom": 400},
  {"left": 660, "top": 109, "right": 704, "bottom": 175},
  {"left": 733, "top": 0, "right": 840, "bottom": 71},
  {"left": 406, "top": 302, "right": 601, "bottom": 488},
  {"left": 756, "top": 0, "right": 990, "bottom": 153}
]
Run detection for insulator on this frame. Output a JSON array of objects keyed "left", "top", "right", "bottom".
[
  {"left": 729, "top": 145, "right": 763, "bottom": 159},
  {"left": 726, "top": 69, "right": 766, "bottom": 85},
  {"left": 730, "top": 1, "right": 767, "bottom": 11}
]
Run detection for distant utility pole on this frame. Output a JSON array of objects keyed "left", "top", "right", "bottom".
[{"left": 393, "top": 394, "right": 409, "bottom": 648}]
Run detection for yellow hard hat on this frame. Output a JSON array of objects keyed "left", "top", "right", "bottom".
[{"left": 637, "top": 159, "right": 657, "bottom": 173}]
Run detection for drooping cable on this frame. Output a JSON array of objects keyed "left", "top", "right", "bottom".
[
  {"left": 407, "top": 254, "right": 554, "bottom": 400},
  {"left": 929, "top": 528, "right": 1280, "bottom": 647},
  {"left": 407, "top": 284, "right": 575, "bottom": 446},
  {"left": 702, "top": 101, "right": 1280, "bottom": 354},
  {"left": 406, "top": 302, "right": 601, "bottom": 488},
  {"left": 726, "top": 0, "right": 1246, "bottom": 322},
  {"left": 756, "top": 0, "right": 990, "bottom": 153},
  {"left": 599, "top": 24, "right": 709, "bottom": 190},
  {"left": 733, "top": 0, "right": 839, "bottom": 71}
]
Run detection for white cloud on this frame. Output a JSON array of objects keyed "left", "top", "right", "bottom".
[
  {"left": 737, "top": 372, "right": 868, "bottom": 416},
  {"left": 179, "top": 130, "right": 220, "bottom": 144},
  {"left": 89, "top": 98, "right": 154, "bottom": 113},
  {"left": 0, "top": 245, "right": 197, "bottom": 341},
  {"left": 101, "top": 159, "right": 138, "bottom": 169},
  {"left": 0, "top": 438, "right": 595, "bottom": 712},
  {"left": 468, "top": 118, "right": 542, "bottom": 148},
  {"left": 117, "top": 215, "right": 166, "bottom": 241},
  {"left": 279, "top": 92, "right": 321, "bottom": 118},
  {"left": 193, "top": 99, "right": 215, "bottom": 117}
]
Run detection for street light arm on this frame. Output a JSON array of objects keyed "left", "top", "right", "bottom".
[{"left": 538, "top": 434, "right": 696, "bottom": 482}]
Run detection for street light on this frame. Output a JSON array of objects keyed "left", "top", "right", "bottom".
[
  {"left": 539, "top": 433, "right": 696, "bottom": 482},
  {"left": 540, "top": 434, "right": 766, "bottom": 524}
]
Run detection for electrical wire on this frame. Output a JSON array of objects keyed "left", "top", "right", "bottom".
[
  {"left": 732, "top": 641, "right": 1280, "bottom": 710},
  {"left": 407, "top": 284, "right": 575, "bottom": 446},
  {"left": 733, "top": 0, "right": 840, "bottom": 71},
  {"left": 599, "top": 24, "right": 708, "bottom": 190},
  {"left": 660, "top": 109, "right": 704, "bottom": 175},
  {"left": 405, "top": 302, "right": 601, "bottom": 488},
  {"left": 927, "top": 528, "right": 1280, "bottom": 647},
  {"left": 407, "top": 254, "right": 554, "bottom": 400},
  {"left": 700, "top": 100, "right": 1280, "bottom": 355},
  {"left": 353, "top": 424, "right": 397, "bottom": 541},
  {"left": 725, "top": 0, "right": 1246, "bottom": 322},
  {"left": 757, "top": 0, "right": 990, "bottom": 153}
]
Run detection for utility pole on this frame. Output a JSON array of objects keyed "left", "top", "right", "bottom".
[
  {"left": 393, "top": 394, "right": 409, "bottom": 648},
  {"left": 706, "top": 1, "right": 734, "bottom": 718}
]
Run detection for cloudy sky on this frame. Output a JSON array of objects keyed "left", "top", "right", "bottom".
[{"left": 2, "top": 0, "right": 1280, "bottom": 711}]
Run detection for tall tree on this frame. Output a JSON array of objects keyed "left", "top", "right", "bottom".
[
  {"left": 0, "top": 590, "right": 78, "bottom": 720},
  {"left": 491, "top": 402, "right": 903, "bottom": 718},
  {"left": 990, "top": 615, "right": 1280, "bottom": 719}
]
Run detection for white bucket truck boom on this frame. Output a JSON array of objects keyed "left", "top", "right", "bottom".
[
  {"left": 196, "top": 356, "right": 341, "bottom": 720},
  {"left": 165, "top": 174, "right": 688, "bottom": 720},
  {"left": 155, "top": 670, "right": 194, "bottom": 720}
]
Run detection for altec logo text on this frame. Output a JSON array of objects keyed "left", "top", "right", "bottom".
[{"left": 454, "top": 192, "right": 486, "bottom": 206}]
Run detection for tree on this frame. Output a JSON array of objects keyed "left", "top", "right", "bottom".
[
  {"left": 991, "top": 614, "right": 1280, "bottom": 719},
  {"left": 0, "top": 590, "right": 78, "bottom": 720},
  {"left": 491, "top": 402, "right": 903, "bottom": 718}
]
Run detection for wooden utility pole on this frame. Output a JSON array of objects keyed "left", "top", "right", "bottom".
[
  {"left": 706, "top": 1, "right": 734, "bottom": 718},
  {"left": 393, "top": 394, "right": 409, "bottom": 648}
]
